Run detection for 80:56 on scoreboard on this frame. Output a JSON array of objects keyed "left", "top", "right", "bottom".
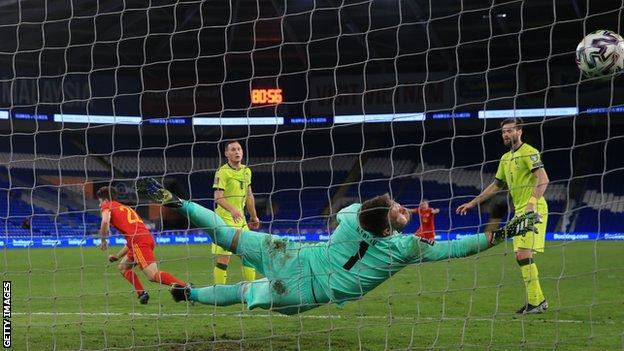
[{"left": 251, "top": 89, "right": 283, "bottom": 105}]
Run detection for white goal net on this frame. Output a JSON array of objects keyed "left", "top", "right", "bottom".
[{"left": 1, "top": 1, "right": 623, "bottom": 350}]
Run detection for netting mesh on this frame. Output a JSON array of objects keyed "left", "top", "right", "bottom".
[{"left": 1, "top": 1, "right": 623, "bottom": 350}]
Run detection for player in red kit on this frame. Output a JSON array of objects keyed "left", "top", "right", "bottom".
[
  {"left": 97, "top": 186, "right": 186, "bottom": 304},
  {"left": 411, "top": 200, "right": 440, "bottom": 242}
]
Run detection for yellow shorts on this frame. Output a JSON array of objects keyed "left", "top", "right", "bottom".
[
  {"left": 211, "top": 220, "right": 248, "bottom": 256},
  {"left": 512, "top": 203, "right": 548, "bottom": 253}
]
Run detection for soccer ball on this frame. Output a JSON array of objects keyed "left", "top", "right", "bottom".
[{"left": 575, "top": 30, "right": 624, "bottom": 79}]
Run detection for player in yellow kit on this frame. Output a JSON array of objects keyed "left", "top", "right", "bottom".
[
  {"left": 212, "top": 140, "right": 260, "bottom": 283},
  {"left": 457, "top": 117, "right": 550, "bottom": 314}
]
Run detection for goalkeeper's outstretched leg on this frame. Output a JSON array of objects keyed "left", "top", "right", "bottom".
[
  {"left": 137, "top": 177, "right": 240, "bottom": 252},
  {"left": 137, "top": 177, "right": 271, "bottom": 274}
]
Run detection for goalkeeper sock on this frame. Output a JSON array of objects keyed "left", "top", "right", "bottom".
[
  {"left": 179, "top": 201, "right": 237, "bottom": 250},
  {"left": 214, "top": 263, "right": 228, "bottom": 284},
  {"left": 519, "top": 259, "right": 545, "bottom": 305},
  {"left": 189, "top": 283, "right": 247, "bottom": 306},
  {"left": 122, "top": 270, "right": 145, "bottom": 296},
  {"left": 242, "top": 266, "right": 256, "bottom": 281}
]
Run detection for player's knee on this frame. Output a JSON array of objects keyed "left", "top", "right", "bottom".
[
  {"left": 118, "top": 264, "right": 129, "bottom": 273},
  {"left": 216, "top": 255, "right": 230, "bottom": 266},
  {"left": 144, "top": 269, "right": 159, "bottom": 281},
  {"left": 515, "top": 249, "right": 533, "bottom": 261}
]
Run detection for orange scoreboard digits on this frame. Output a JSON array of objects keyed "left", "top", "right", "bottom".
[{"left": 251, "top": 88, "right": 283, "bottom": 105}]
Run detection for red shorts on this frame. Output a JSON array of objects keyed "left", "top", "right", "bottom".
[
  {"left": 126, "top": 241, "right": 156, "bottom": 269},
  {"left": 415, "top": 228, "right": 435, "bottom": 241}
]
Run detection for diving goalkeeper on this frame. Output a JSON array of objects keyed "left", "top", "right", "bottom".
[{"left": 137, "top": 178, "right": 538, "bottom": 315}]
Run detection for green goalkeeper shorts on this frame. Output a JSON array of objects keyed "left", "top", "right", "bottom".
[{"left": 236, "top": 230, "right": 326, "bottom": 315}]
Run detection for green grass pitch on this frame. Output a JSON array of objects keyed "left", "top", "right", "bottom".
[{"left": 3, "top": 241, "right": 623, "bottom": 350}]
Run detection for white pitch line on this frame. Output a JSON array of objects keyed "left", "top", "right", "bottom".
[{"left": 12, "top": 312, "right": 619, "bottom": 325}]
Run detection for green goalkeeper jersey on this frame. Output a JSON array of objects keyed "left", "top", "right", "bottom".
[
  {"left": 495, "top": 143, "right": 547, "bottom": 212},
  {"left": 308, "top": 204, "right": 490, "bottom": 304},
  {"left": 178, "top": 200, "right": 494, "bottom": 313}
]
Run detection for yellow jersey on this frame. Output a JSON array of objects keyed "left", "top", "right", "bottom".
[
  {"left": 213, "top": 163, "right": 252, "bottom": 223},
  {"left": 495, "top": 143, "right": 547, "bottom": 212}
]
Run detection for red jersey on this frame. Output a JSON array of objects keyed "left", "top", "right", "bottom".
[
  {"left": 416, "top": 208, "right": 435, "bottom": 237},
  {"left": 100, "top": 200, "right": 153, "bottom": 245}
]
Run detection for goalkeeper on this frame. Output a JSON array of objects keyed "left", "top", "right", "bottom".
[{"left": 138, "top": 178, "right": 539, "bottom": 316}]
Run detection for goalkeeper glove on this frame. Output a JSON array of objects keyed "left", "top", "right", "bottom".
[
  {"left": 136, "top": 177, "right": 183, "bottom": 208},
  {"left": 490, "top": 212, "right": 540, "bottom": 246}
]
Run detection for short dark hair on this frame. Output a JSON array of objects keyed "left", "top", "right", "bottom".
[
  {"left": 223, "top": 140, "right": 242, "bottom": 152},
  {"left": 500, "top": 117, "right": 523, "bottom": 130},
  {"left": 96, "top": 186, "right": 118, "bottom": 201},
  {"left": 359, "top": 194, "right": 392, "bottom": 237}
]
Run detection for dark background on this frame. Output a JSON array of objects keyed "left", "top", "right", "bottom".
[{"left": 0, "top": 0, "right": 622, "bottom": 234}]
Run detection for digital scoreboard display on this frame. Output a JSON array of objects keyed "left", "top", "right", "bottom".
[{"left": 251, "top": 89, "right": 283, "bottom": 105}]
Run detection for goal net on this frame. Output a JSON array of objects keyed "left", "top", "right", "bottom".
[{"left": 1, "top": 1, "right": 623, "bottom": 349}]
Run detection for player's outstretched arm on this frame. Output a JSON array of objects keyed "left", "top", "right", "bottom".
[
  {"left": 418, "top": 212, "right": 539, "bottom": 262},
  {"left": 456, "top": 180, "right": 502, "bottom": 215}
]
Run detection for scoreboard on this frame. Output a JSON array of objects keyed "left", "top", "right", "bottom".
[{"left": 251, "top": 88, "right": 283, "bottom": 105}]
